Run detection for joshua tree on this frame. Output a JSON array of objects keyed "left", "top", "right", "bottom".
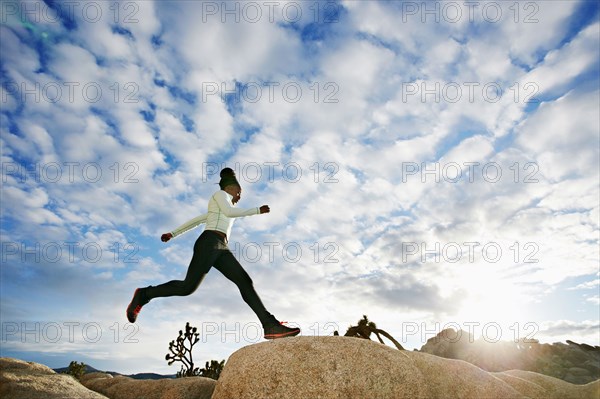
[
  {"left": 344, "top": 315, "right": 405, "bottom": 350},
  {"left": 165, "top": 322, "right": 201, "bottom": 377},
  {"left": 199, "top": 359, "right": 225, "bottom": 380},
  {"left": 66, "top": 360, "right": 86, "bottom": 380}
]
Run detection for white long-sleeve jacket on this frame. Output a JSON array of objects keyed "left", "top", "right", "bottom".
[{"left": 170, "top": 190, "right": 260, "bottom": 239}]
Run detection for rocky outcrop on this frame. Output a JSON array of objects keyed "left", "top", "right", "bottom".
[
  {"left": 419, "top": 328, "right": 600, "bottom": 384},
  {"left": 211, "top": 336, "right": 600, "bottom": 399},
  {"left": 80, "top": 372, "right": 114, "bottom": 384},
  {"left": 0, "top": 358, "right": 215, "bottom": 399},
  {"left": 0, "top": 357, "right": 108, "bottom": 399},
  {"left": 80, "top": 371, "right": 216, "bottom": 399}
]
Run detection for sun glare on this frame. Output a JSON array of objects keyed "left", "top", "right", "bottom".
[{"left": 452, "top": 268, "right": 532, "bottom": 342}]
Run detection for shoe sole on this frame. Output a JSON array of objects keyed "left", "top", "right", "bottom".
[{"left": 264, "top": 328, "right": 301, "bottom": 340}]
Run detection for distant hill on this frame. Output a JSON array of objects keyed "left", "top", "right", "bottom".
[
  {"left": 127, "top": 372, "right": 176, "bottom": 380},
  {"left": 53, "top": 364, "right": 175, "bottom": 380}
]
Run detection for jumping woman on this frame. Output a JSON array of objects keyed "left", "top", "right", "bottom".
[{"left": 126, "top": 167, "right": 300, "bottom": 340}]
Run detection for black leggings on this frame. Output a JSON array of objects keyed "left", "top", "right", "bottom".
[{"left": 145, "top": 230, "right": 277, "bottom": 327}]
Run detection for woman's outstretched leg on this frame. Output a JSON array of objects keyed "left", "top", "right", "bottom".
[
  {"left": 213, "top": 250, "right": 300, "bottom": 339},
  {"left": 213, "top": 250, "right": 276, "bottom": 327},
  {"left": 126, "top": 231, "right": 218, "bottom": 323}
]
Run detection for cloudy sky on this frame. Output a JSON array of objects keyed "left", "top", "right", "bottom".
[{"left": 1, "top": 0, "right": 598, "bottom": 374}]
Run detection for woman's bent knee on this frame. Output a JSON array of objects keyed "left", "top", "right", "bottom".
[
  {"left": 181, "top": 285, "right": 198, "bottom": 296},
  {"left": 174, "top": 280, "right": 199, "bottom": 296}
]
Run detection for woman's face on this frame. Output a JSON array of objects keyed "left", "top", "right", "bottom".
[{"left": 225, "top": 185, "right": 242, "bottom": 204}]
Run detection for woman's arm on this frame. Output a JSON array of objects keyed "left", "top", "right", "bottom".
[
  {"left": 213, "top": 191, "right": 260, "bottom": 218},
  {"left": 170, "top": 213, "right": 209, "bottom": 238}
]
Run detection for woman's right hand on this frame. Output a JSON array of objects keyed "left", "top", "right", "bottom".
[
  {"left": 259, "top": 205, "right": 270, "bottom": 214},
  {"left": 161, "top": 233, "right": 173, "bottom": 242}
]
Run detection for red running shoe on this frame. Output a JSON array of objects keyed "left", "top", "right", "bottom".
[
  {"left": 264, "top": 321, "right": 301, "bottom": 340},
  {"left": 126, "top": 288, "right": 148, "bottom": 323}
]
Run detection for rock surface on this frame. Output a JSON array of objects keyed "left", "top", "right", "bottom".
[
  {"left": 0, "top": 357, "right": 108, "bottom": 399},
  {"left": 212, "top": 336, "right": 600, "bottom": 399},
  {"left": 419, "top": 328, "right": 600, "bottom": 384},
  {"left": 80, "top": 371, "right": 216, "bottom": 399},
  {"left": 496, "top": 369, "right": 599, "bottom": 399}
]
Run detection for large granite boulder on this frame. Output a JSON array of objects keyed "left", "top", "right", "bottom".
[
  {"left": 211, "top": 336, "right": 599, "bottom": 399},
  {"left": 0, "top": 357, "right": 108, "bottom": 399}
]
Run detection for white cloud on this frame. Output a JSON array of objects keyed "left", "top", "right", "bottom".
[
  {"left": 586, "top": 296, "right": 600, "bottom": 305},
  {"left": 538, "top": 319, "right": 600, "bottom": 345},
  {"left": 2, "top": 185, "right": 62, "bottom": 225},
  {"left": 569, "top": 278, "right": 600, "bottom": 290},
  {"left": 499, "top": 1, "right": 580, "bottom": 66},
  {"left": 158, "top": 2, "right": 306, "bottom": 82},
  {"left": 524, "top": 22, "right": 600, "bottom": 98},
  {"left": 515, "top": 89, "right": 599, "bottom": 181},
  {"left": 0, "top": 26, "right": 41, "bottom": 73}
]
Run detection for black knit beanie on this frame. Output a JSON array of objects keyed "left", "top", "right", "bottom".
[{"left": 218, "top": 167, "right": 240, "bottom": 190}]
